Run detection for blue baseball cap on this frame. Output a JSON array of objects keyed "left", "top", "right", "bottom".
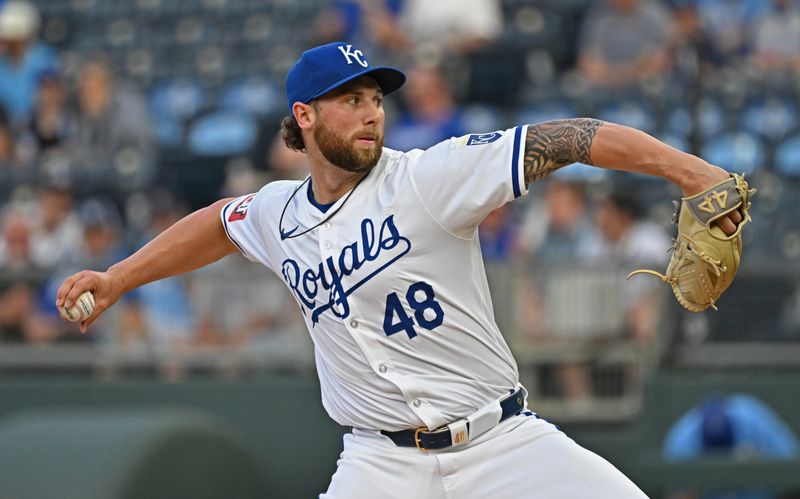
[{"left": 285, "top": 42, "right": 406, "bottom": 115}]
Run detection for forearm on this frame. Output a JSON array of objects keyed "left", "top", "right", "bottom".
[
  {"left": 523, "top": 119, "right": 719, "bottom": 195},
  {"left": 108, "top": 198, "right": 237, "bottom": 294},
  {"left": 589, "top": 122, "right": 711, "bottom": 192}
]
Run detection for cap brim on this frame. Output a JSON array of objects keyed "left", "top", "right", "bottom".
[{"left": 309, "top": 66, "right": 406, "bottom": 102}]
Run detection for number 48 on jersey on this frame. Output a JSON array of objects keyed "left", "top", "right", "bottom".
[{"left": 383, "top": 281, "right": 445, "bottom": 339}]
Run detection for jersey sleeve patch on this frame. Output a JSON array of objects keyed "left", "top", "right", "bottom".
[
  {"left": 450, "top": 131, "right": 504, "bottom": 148},
  {"left": 227, "top": 194, "right": 255, "bottom": 222},
  {"left": 466, "top": 132, "right": 502, "bottom": 146}
]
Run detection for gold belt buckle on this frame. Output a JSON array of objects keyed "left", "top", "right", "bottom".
[{"left": 414, "top": 427, "right": 428, "bottom": 452}]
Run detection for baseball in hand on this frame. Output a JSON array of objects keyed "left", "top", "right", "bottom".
[{"left": 59, "top": 291, "right": 95, "bottom": 322}]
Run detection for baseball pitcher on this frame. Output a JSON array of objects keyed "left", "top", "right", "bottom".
[{"left": 56, "top": 42, "right": 751, "bottom": 498}]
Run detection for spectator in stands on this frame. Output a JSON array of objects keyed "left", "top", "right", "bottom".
[
  {"left": 663, "top": 393, "right": 799, "bottom": 499},
  {"left": 190, "top": 254, "right": 312, "bottom": 372},
  {"left": 517, "top": 181, "right": 602, "bottom": 405},
  {"left": 479, "top": 204, "right": 521, "bottom": 337},
  {"left": 134, "top": 190, "right": 195, "bottom": 379},
  {"left": 46, "top": 198, "right": 142, "bottom": 344},
  {"left": 0, "top": 210, "right": 45, "bottom": 342},
  {"left": 517, "top": 181, "right": 597, "bottom": 336},
  {"left": 750, "top": 0, "right": 800, "bottom": 80},
  {"left": 522, "top": 190, "right": 665, "bottom": 406},
  {"left": 315, "top": 1, "right": 406, "bottom": 60},
  {"left": 27, "top": 71, "right": 75, "bottom": 157},
  {"left": 267, "top": 130, "right": 311, "bottom": 181},
  {"left": 398, "top": 0, "right": 503, "bottom": 57},
  {"left": 580, "top": 191, "right": 670, "bottom": 344},
  {"left": 479, "top": 205, "right": 519, "bottom": 263},
  {"left": 520, "top": 180, "right": 595, "bottom": 264},
  {"left": 679, "top": 0, "right": 768, "bottom": 68},
  {"left": 0, "top": 1, "right": 57, "bottom": 124},
  {"left": 317, "top": 0, "right": 502, "bottom": 61},
  {"left": 29, "top": 179, "right": 82, "bottom": 269},
  {"left": 69, "top": 56, "right": 155, "bottom": 175},
  {"left": 0, "top": 116, "right": 18, "bottom": 168},
  {"left": 578, "top": 0, "right": 674, "bottom": 89},
  {"left": 386, "top": 63, "right": 466, "bottom": 151}
]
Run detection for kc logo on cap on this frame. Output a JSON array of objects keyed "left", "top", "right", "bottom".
[
  {"left": 338, "top": 44, "right": 368, "bottom": 67},
  {"left": 285, "top": 41, "right": 406, "bottom": 115}
]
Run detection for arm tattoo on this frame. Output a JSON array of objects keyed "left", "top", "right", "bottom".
[{"left": 523, "top": 118, "right": 604, "bottom": 184}]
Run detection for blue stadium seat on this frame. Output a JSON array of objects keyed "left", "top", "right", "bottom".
[
  {"left": 460, "top": 104, "right": 504, "bottom": 133},
  {"left": 219, "top": 77, "right": 281, "bottom": 118},
  {"left": 741, "top": 96, "right": 798, "bottom": 142},
  {"left": 552, "top": 162, "right": 607, "bottom": 181},
  {"left": 666, "top": 106, "right": 692, "bottom": 138},
  {"left": 656, "top": 132, "right": 689, "bottom": 153},
  {"left": 105, "top": 18, "right": 138, "bottom": 48},
  {"left": 514, "top": 99, "right": 577, "bottom": 126},
  {"left": 774, "top": 134, "right": 800, "bottom": 178},
  {"left": 597, "top": 100, "right": 655, "bottom": 134},
  {"left": 697, "top": 98, "right": 726, "bottom": 139},
  {"left": 148, "top": 77, "right": 207, "bottom": 122},
  {"left": 186, "top": 110, "right": 258, "bottom": 156},
  {"left": 700, "top": 131, "right": 766, "bottom": 176}
]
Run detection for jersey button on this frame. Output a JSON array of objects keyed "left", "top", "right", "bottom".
[
  {"left": 349, "top": 319, "right": 358, "bottom": 328},
  {"left": 413, "top": 399, "right": 422, "bottom": 407},
  {"left": 378, "top": 364, "right": 388, "bottom": 373},
  {"left": 324, "top": 240, "right": 332, "bottom": 249},
  {"left": 322, "top": 222, "right": 331, "bottom": 230}
]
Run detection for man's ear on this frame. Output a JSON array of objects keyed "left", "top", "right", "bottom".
[{"left": 293, "top": 102, "right": 315, "bottom": 130}]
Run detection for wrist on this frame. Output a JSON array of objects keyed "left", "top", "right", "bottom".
[
  {"left": 671, "top": 156, "right": 726, "bottom": 197},
  {"left": 106, "top": 264, "right": 130, "bottom": 296}
]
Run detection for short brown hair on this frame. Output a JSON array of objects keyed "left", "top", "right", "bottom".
[{"left": 281, "top": 115, "right": 305, "bottom": 151}]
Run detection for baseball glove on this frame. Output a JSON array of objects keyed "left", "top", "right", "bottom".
[{"left": 627, "top": 173, "right": 755, "bottom": 312}]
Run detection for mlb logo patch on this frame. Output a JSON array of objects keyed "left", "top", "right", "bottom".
[
  {"left": 228, "top": 194, "right": 255, "bottom": 222},
  {"left": 466, "top": 132, "right": 502, "bottom": 146}
]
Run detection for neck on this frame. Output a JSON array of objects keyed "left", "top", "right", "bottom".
[
  {"left": 306, "top": 148, "right": 372, "bottom": 205},
  {"left": 309, "top": 163, "right": 369, "bottom": 204}
]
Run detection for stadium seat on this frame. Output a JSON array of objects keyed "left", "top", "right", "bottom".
[
  {"left": 666, "top": 106, "right": 692, "bottom": 137},
  {"left": 741, "top": 96, "right": 798, "bottom": 143},
  {"left": 700, "top": 131, "right": 766, "bottom": 176},
  {"left": 697, "top": 98, "right": 726, "bottom": 139},
  {"left": 186, "top": 110, "right": 258, "bottom": 156},
  {"left": 597, "top": 100, "right": 656, "bottom": 134},
  {"left": 219, "top": 76, "right": 282, "bottom": 118},
  {"left": 105, "top": 18, "right": 138, "bottom": 48},
  {"left": 514, "top": 99, "right": 577, "bottom": 126},
  {"left": 460, "top": 104, "right": 504, "bottom": 133},
  {"left": 148, "top": 77, "right": 207, "bottom": 122},
  {"left": 775, "top": 135, "right": 800, "bottom": 178},
  {"left": 552, "top": 162, "right": 607, "bottom": 181},
  {"left": 656, "top": 132, "right": 689, "bottom": 153}
]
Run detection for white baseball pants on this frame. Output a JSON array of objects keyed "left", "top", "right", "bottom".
[{"left": 321, "top": 412, "right": 648, "bottom": 498}]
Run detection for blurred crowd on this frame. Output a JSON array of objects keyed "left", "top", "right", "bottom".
[{"left": 0, "top": 0, "right": 799, "bottom": 381}]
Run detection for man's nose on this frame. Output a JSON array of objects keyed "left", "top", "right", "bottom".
[{"left": 362, "top": 102, "right": 382, "bottom": 125}]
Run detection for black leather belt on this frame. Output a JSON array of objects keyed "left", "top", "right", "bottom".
[{"left": 381, "top": 387, "right": 526, "bottom": 451}]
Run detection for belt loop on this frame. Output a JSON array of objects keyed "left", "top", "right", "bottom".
[
  {"left": 448, "top": 419, "right": 469, "bottom": 447},
  {"left": 466, "top": 400, "right": 503, "bottom": 440}
]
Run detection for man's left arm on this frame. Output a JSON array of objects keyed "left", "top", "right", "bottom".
[{"left": 522, "top": 119, "right": 742, "bottom": 234}]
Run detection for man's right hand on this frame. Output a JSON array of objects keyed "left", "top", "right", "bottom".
[{"left": 55, "top": 270, "right": 124, "bottom": 334}]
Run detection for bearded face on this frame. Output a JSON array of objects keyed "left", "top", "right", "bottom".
[{"left": 313, "top": 118, "right": 384, "bottom": 173}]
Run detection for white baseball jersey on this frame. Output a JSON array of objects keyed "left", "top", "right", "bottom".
[{"left": 221, "top": 126, "right": 529, "bottom": 432}]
